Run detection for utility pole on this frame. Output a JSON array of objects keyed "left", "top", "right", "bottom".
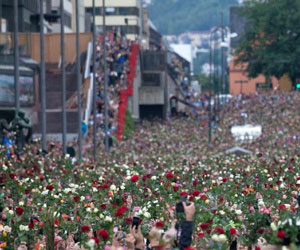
[
  {"left": 40, "top": 0, "right": 47, "bottom": 152},
  {"left": 61, "top": 0, "right": 67, "bottom": 155},
  {"left": 221, "top": 12, "right": 226, "bottom": 105},
  {"left": 92, "top": 0, "right": 97, "bottom": 160},
  {"left": 75, "top": 0, "right": 82, "bottom": 160},
  {"left": 103, "top": 0, "right": 109, "bottom": 153},
  {"left": 13, "top": 0, "right": 19, "bottom": 118}
]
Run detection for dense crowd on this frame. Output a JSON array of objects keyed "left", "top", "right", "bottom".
[
  {"left": 1, "top": 90, "right": 300, "bottom": 249},
  {"left": 83, "top": 31, "right": 136, "bottom": 153}
]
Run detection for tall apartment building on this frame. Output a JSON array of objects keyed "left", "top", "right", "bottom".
[{"left": 84, "top": 0, "right": 142, "bottom": 40}]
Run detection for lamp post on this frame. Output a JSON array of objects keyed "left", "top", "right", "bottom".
[
  {"left": 40, "top": 0, "right": 47, "bottom": 152},
  {"left": 13, "top": 0, "right": 19, "bottom": 119},
  {"left": 92, "top": 0, "right": 97, "bottom": 160},
  {"left": 75, "top": 0, "right": 82, "bottom": 160},
  {"left": 103, "top": 0, "right": 109, "bottom": 153},
  {"left": 61, "top": 0, "right": 67, "bottom": 155},
  {"left": 208, "top": 27, "right": 219, "bottom": 144}
]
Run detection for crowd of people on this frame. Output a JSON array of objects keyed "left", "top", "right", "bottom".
[
  {"left": 0, "top": 90, "right": 299, "bottom": 249},
  {"left": 2, "top": 30, "right": 300, "bottom": 250},
  {"left": 83, "top": 31, "right": 137, "bottom": 154}
]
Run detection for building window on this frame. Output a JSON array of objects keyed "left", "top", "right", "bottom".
[
  {"left": 85, "top": 7, "right": 139, "bottom": 16},
  {"left": 64, "top": 12, "right": 72, "bottom": 28},
  {"left": 142, "top": 73, "right": 161, "bottom": 86}
]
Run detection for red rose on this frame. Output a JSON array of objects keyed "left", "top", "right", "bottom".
[
  {"left": 255, "top": 247, "right": 261, "bottom": 250},
  {"left": 25, "top": 189, "right": 30, "bottom": 195},
  {"left": 165, "top": 173, "right": 173, "bottom": 179},
  {"left": 9, "top": 173, "right": 16, "bottom": 179},
  {"left": 200, "top": 223, "right": 209, "bottom": 230},
  {"left": 92, "top": 237, "right": 100, "bottom": 244},
  {"left": 15, "top": 207, "right": 24, "bottom": 216},
  {"left": 73, "top": 195, "right": 80, "bottom": 203},
  {"left": 130, "top": 175, "right": 139, "bottom": 182},
  {"left": 46, "top": 185, "right": 54, "bottom": 191},
  {"left": 28, "top": 222, "right": 34, "bottom": 229},
  {"left": 193, "top": 179, "right": 199, "bottom": 186},
  {"left": 115, "top": 206, "right": 129, "bottom": 217},
  {"left": 198, "top": 232, "right": 205, "bottom": 238},
  {"left": 257, "top": 228, "right": 264, "bottom": 234},
  {"left": 219, "top": 197, "right": 225, "bottom": 203},
  {"left": 216, "top": 227, "right": 225, "bottom": 234},
  {"left": 55, "top": 219, "right": 59, "bottom": 226},
  {"left": 229, "top": 228, "right": 237, "bottom": 235},
  {"left": 277, "top": 230, "right": 286, "bottom": 239},
  {"left": 277, "top": 204, "right": 286, "bottom": 210},
  {"left": 192, "top": 190, "right": 201, "bottom": 196},
  {"left": 200, "top": 194, "right": 207, "bottom": 200},
  {"left": 98, "top": 229, "right": 109, "bottom": 240},
  {"left": 124, "top": 217, "right": 132, "bottom": 225},
  {"left": 180, "top": 191, "right": 188, "bottom": 197},
  {"left": 100, "top": 203, "right": 107, "bottom": 209},
  {"left": 173, "top": 186, "right": 179, "bottom": 192},
  {"left": 81, "top": 225, "right": 90, "bottom": 233},
  {"left": 184, "top": 247, "right": 195, "bottom": 250},
  {"left": 155, "top": 221, "right": 164, "bottom": 228}
]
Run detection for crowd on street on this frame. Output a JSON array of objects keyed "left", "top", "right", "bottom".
[{"left": 1, "top": 90, "right": 300, "bottom": 249}]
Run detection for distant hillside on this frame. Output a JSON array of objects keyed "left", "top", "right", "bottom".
[{"left": 146, "top": 0, "right": 239, "bottom": 35}]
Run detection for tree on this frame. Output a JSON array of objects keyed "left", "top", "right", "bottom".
[
  {"left": 235, "top": 0, "right": 300, "bottom": 87},
  {"left": 193, "top": 73, "right": 210, "bottom": 92}
]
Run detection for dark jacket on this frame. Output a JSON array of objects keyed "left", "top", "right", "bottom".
[{"left": 179, "top": 221, "right": 193, "bottom": 249}]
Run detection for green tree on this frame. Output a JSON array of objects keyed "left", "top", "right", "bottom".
[
  {"left": 235, "top": 0, "right": 300, "bottom": 87},
  {"left": 193, "top": 73, "right": 210, "bottom": 91},
  {"left": 147, "top": 0, "right": 238, "bottom": 35}
]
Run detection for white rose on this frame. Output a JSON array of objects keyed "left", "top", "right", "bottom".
[
  {"left": 270, "top": 222, "right": 277, "bottom": 231},
  {"left": 41, "top": 190, "right": 49, "bottom": 195},
  {"left": 144, "top": 212, "right": 151, "bottom": 218},
  {"left": 19, "top": 201, "right": 24, "bottom": 206},
  {"left": 151, "top": 176, "right": 157, "bottom": 180},
  {"left": 104, "top": 216, "right": 112, "bottom": 222},
  {"left": 236, "top": 209, "right": 242, "bottom": 215},
  {"left": 93, "top": 208, "right": 99, "bottom": 213},
  {"left": 4, "top": 226, "right": 11, "bottom": 233},
  {"left": 2, "top": 165, "right": 7, "bottom": 171},
  {"left": 219, "top": 210, "right": 225, "bottom": 215},
  {"left": 86, "top": 239, "right": 95, "bottom": 249},
  {"left": 80, "top": 196, "right": 85, "bottom": 201},
  {"left": 110, "top": 185, "right": 116, "bottom": 191},
  {"left": 212, "top": 234, "right": 219, "bottom": 241},
  {"left": 218, "top": 234, "right": 227, "bottom": 243}
]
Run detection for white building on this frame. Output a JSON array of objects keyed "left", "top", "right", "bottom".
[
  {"left": 84, "top": 0, "right": 142, "bottom": 40},
  {"left": 50, "top": 0, "right": 74, "bottom": 33},
  {"left": 170, "top": 44, "right": 193, "bottom": 73}
]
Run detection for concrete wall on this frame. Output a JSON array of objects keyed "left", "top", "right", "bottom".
[
  {"left": 128, "top": 57, "right": 141, "bottom": 121},
  {"left": 139, "top": 86, "right": 165, "bottom": 105}
]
